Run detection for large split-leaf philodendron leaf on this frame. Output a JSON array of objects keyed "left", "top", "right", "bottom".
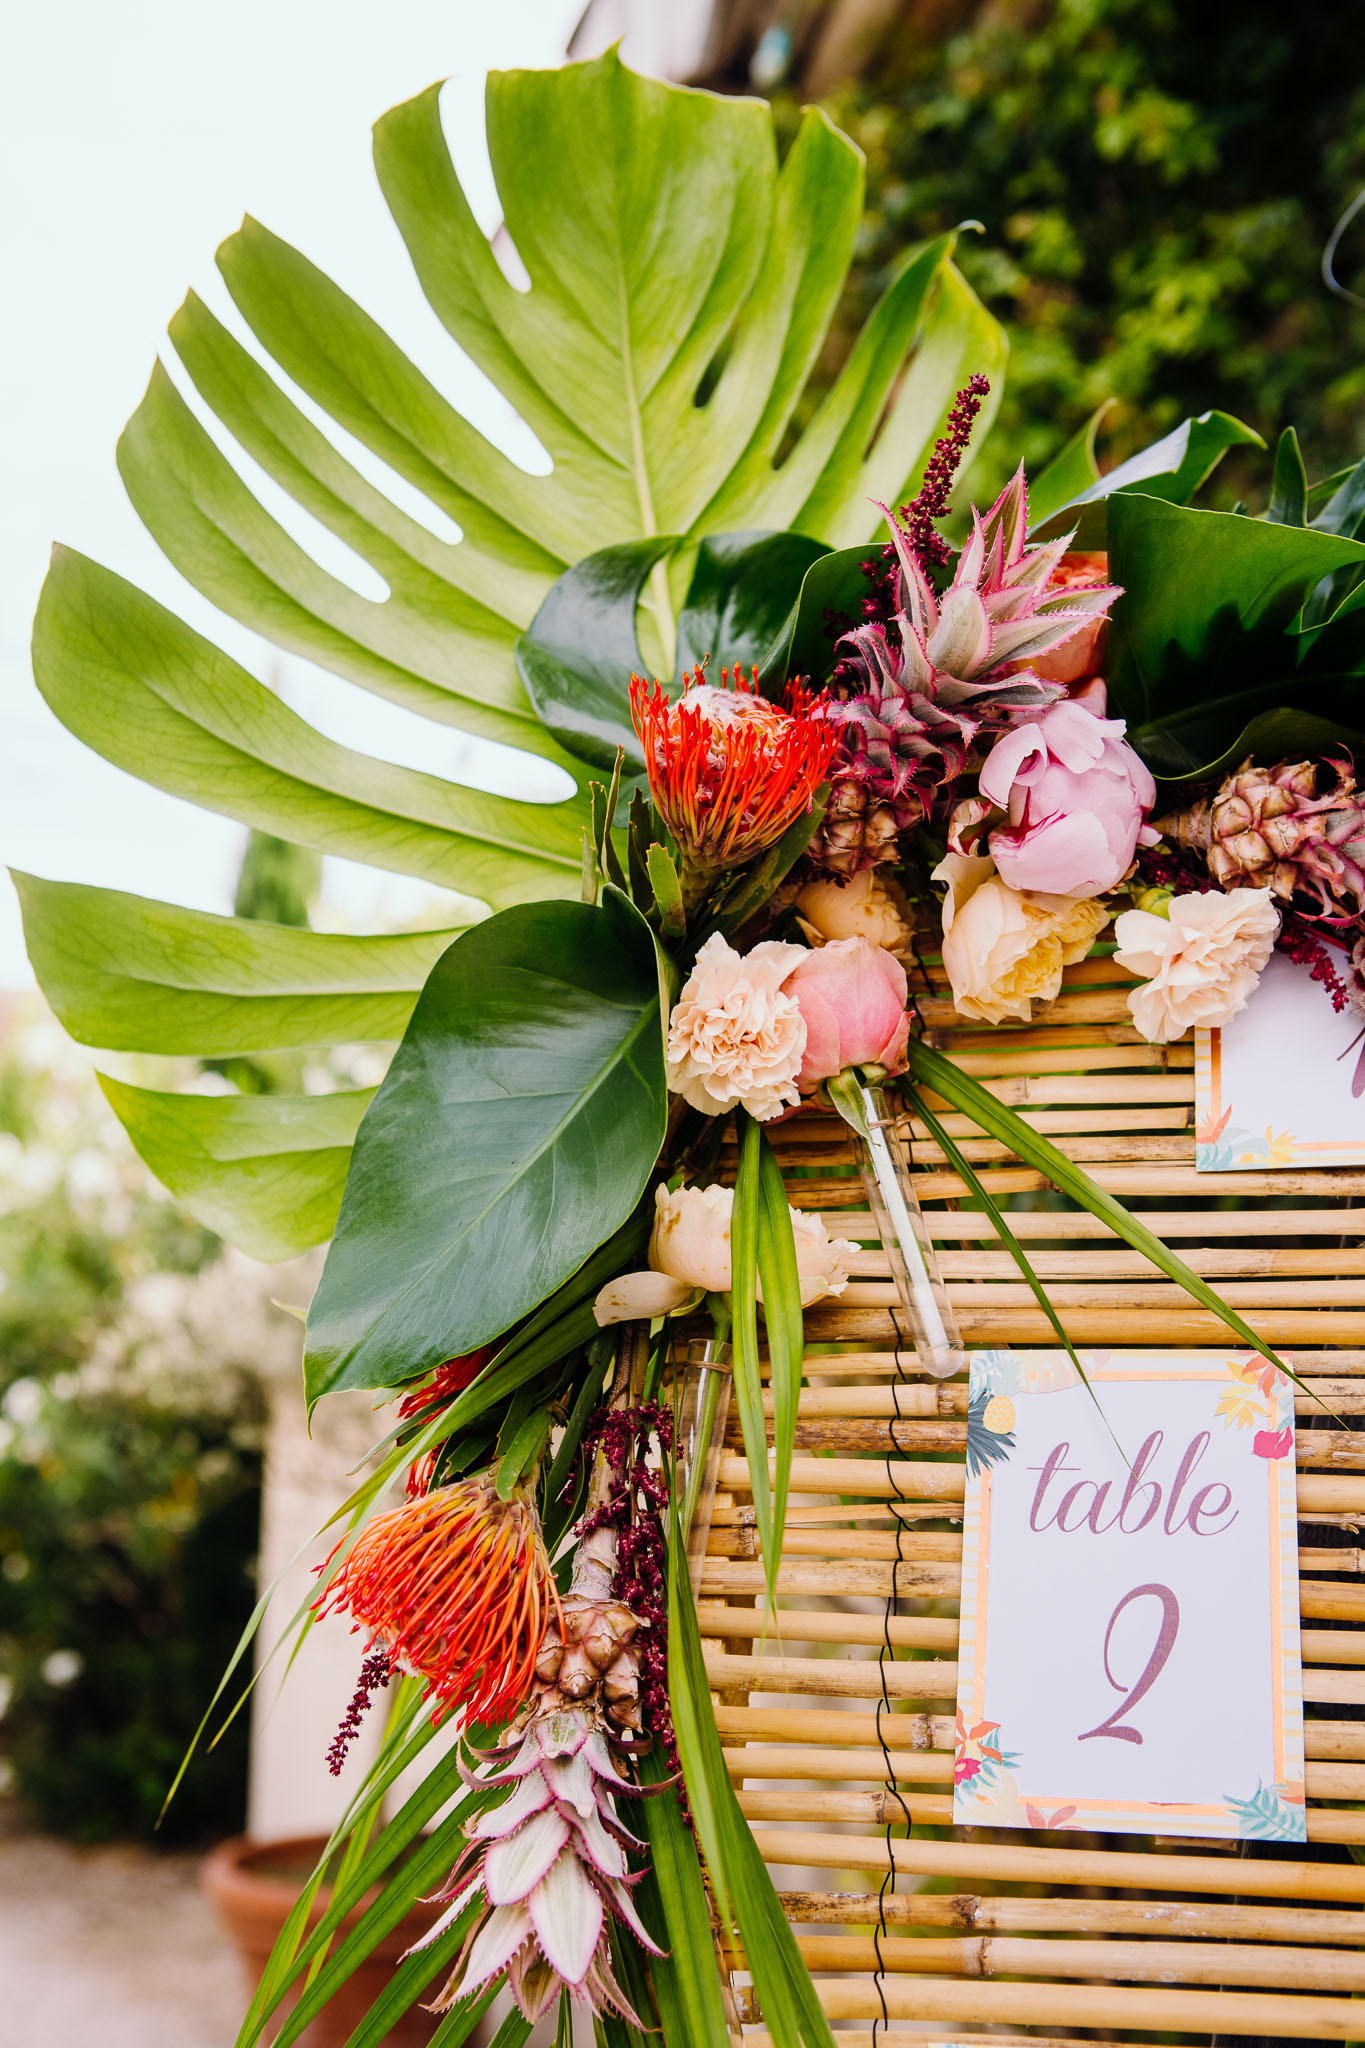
[
  {"left": 303, "top": 891, "right": 667, "bottom": 1398},
  {"left": 21, "top": 49, "right": 1005, "bottom": 1258}
]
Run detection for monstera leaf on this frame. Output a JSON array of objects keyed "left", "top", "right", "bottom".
[{"left": 18, "top": 51, "right": 1005, "bottom": 1256}]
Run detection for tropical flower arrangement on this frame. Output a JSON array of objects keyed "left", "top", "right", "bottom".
[{"left": 18, "top": 48, "right": 1365, "bottom": 2048}]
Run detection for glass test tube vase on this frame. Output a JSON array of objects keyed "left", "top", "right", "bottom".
[{"left": 848, "top": 1080, "right": 965, "bottom": 1378}]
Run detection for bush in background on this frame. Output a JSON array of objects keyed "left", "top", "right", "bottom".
[
  {"left": 774, "top": 0, "right": 1365, "bottom": 500},
  {"left": 0, "top": 1009, "right": 265, "bottom": 1842}
]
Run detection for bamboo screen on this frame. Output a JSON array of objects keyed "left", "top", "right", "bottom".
[{"left": 699, "top": 950, "right": 1365, "bottom": 2043}]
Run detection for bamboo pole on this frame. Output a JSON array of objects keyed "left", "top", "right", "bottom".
[
  {"left": 716, "top": 1451, "right": 1365, "bottom": 1516},
  {"left": 752, "top": 1417, "right": 1365, "bottom": 1470},
  {"left": 746, "top": 1932, "right": 1365, "bottom": 1992},
  {"left": 736, "top": 1784, "right": 1365, "bottom": 1843},
  {"left": 771, "top": 1887, "right": 1365, "bottom": 1943},
  {"left": 728, "top": 1970, "right": 1365, "bottom": 2036},
  {"left": 713, "top": 1701, "right": 1365, "bottom": 1763},
  {"left": 747, "top": 1826, "right": 1365, "bottom": 1902},
  {"left": 723, "top": 1742, "right": 1365, "bottom": 1799},
  {"left": 702, "top": 1646, "right": 1365, "bottom": 1709}
]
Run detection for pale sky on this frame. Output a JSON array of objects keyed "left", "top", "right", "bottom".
[{"left": 0, "top": 0, "right": 592, "bottom": 987}]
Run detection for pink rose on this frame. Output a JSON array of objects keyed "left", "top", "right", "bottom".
[
  {"left": 781, "top": 937, "right": 910, "bottom": 1090},
  {"left": 980, "top": 697, "right": 1157, "bottom": 899}
]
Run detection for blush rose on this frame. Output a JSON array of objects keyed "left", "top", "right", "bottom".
[{"left": 781, "top": 937, "right": 910, "bottom": 1090}]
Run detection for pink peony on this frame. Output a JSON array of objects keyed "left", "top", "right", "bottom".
[
  {"left": 980, "top": 697, "right": 1157, "bottom": 899},
  {"left": 781, "top": 937, "right": 910, "bottom": 1090}
]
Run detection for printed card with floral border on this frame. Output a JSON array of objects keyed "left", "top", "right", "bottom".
[
  {"left": 1195, "top": 950, "right": 1365, "bottom": 1169},
  {"left": 954, "top": 1350, "right": 1306, "bottom": 1840}
]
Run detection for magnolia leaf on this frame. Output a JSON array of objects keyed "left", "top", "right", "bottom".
[
  {"left": 1137, "top": 693, "right": 1365, "bottom": 784},
  {"left": 303, "top": 892, "right": 667, "bottom": 1398},
  {"left": 1031, "top": 409, "right": 1265, "bottom": 536},
  {"left": 516, "top": 538, "right": 676, "bottom": 774},
  {"left": 1108, "top": 494, "right": 1365, "bottom": 733},
  {"left": 673, "top": 529, "right": 829, "bottom": 678}
]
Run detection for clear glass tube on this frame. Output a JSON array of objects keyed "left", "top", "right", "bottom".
[
  {"left": 854, "top": 1081, "right": 965, "bottom": 1379},
  {"left": 673, "top": 1338, "right": 733, "bottom": 1594}
]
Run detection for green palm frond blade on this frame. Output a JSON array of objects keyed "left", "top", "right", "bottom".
[
  {"left": 902, "top": 1037, "right": 1297, "bottom": 1380},
  {"left": 23, "top": 49, "right": 1006, "bottom": 1258}
]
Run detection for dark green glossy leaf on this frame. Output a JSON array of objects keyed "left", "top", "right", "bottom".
[
  {"left": 1137, "top": 693, "right": 1365, "bottom": 784},
  {"left": 1268, "top": 427, "right": 1308, "bottom": 526},
  {"left": 516, "top": 539, "right": 674, "bottom": 774},
  {"left": 1031, "top": 410, "right": 1264, "bottom": 536},
  {"left": 1107, "top": 493, "right": 1365, "bottom": 732},
  {"left": 1311, "top": 453, "right": 1365, "bottom": 538},
  {"left": 673, "top": 529, "right": 829, "bottom": 677},
  {"left": 758, "top": 542, "right": 871, "bottom": 690},
  {"left": 304, "top": 893, "right": 667, "bottom": 1398}
]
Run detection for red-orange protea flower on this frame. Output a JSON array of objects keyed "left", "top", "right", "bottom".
[
  {"left": 630, "top": 664, "right": 837, "bottom": 877},
  {"left": 399, "top": 1347, "right": 496, "bottom": 1499},
  {"left": 314, "top": 1475, "right": 558, "bottom": 1724}
]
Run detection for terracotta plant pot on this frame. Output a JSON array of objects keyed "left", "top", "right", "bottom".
[{"left": 203, "top": 1834, "right": 444, "bottom": 2047}]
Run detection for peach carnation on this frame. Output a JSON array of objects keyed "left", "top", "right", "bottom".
[
  {"left": 1113, "top": 887, "right": 1280, "bottom": 1044},
  {"left": 664, "top": 931, "right": 807, "bottom": 1120}
]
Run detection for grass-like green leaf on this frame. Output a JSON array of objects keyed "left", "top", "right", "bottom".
[
  {"left": 729, "top": 1114, "right": 772, "bottom": 1593},
  {"left": 667, "top": 1513, "right": 836, "bottom": 2048},
  {"left": 755, "top": 1127, "right": 804, "bottom": 1595},
  {"left": 903, "top": 1036, "right": 1318, "bottom": 1395},
  {"left": 632, "top": 1743, "right": 731, "bottom": 2045}
]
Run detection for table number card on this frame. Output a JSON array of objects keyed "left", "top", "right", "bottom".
[
  {"left": 1195, "top": 950, "right": 1365, "bottom": 1169},
  {"left": 954, "top": 1351, "right": 1305, "bottom": 1840}
]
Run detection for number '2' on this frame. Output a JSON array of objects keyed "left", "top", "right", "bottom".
[{"left": 1078, "top": 1582, "right": 1180, "bottom": 1746}]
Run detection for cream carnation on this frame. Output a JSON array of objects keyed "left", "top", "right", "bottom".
[
  {"left": 665, "top": 931, "right": 807, "bottom": 1120},
  {"left": 1113, "top": 887, "right": 1280, "bottom": 1045},
  {"left": 593, "top": 1183, "right": 857, "bottom": 1325},
  {"left": 934, "top": 853, "right": 1109, "bottom": 1025},
  {"left": 795, "top": 869, "right": 915, "bottom": 954}
]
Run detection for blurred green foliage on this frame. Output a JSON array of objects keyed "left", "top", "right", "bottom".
[
  {"left": 786, "top": 0, "right": 1365, "bottom": 503},
  {"left": 0, "top": 1024, "right": 264, "bottom": 1842}
]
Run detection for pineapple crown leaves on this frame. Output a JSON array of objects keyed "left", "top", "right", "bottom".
[{"left": 879, "top": 464, "right": 1123, "bottom": 705}]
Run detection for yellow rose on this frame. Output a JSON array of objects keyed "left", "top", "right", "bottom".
[{"left": 933, "top": 853, "right": 1108, "bottom": 1026}]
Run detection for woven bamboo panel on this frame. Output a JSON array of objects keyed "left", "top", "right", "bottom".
[{"left": 702, "top": 949, "right": 1365, "bottom": 2043}]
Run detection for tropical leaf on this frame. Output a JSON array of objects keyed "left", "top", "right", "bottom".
[
  {"left": 13, "top": 873, "right": 461, "bottom": 1057},
  {"left": 22, "top": 51, "right": 1005, "bottom": 1257},
  {"left": 903, "top": 1037, "right": 1338, "bottom": 1412},
  {"left": 1024, "top": 402, "right": 1109, "bottom": 529},
  {"left": 1107, "top": 494, "right": 1365, "bottom": 760},
  {"left": 1031, "top": 410, "right": 1264, "bottom": 536},
  {"left": 667, "top": 1513, "right": 836, "bottom": 2048},
  {"left": 515, "top": 528, "right": 829, "bottom": 777},
  {"left": 304, "top": 891, "right": 666, "bottom": 1397}
]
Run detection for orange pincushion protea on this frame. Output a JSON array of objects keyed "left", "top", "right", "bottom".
[
  {"left": 630, "top": 665, "right": 836, "bottom": 875},
  {"left": 315, "top": 1475, "right": 558, "bottom": 1723}
]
